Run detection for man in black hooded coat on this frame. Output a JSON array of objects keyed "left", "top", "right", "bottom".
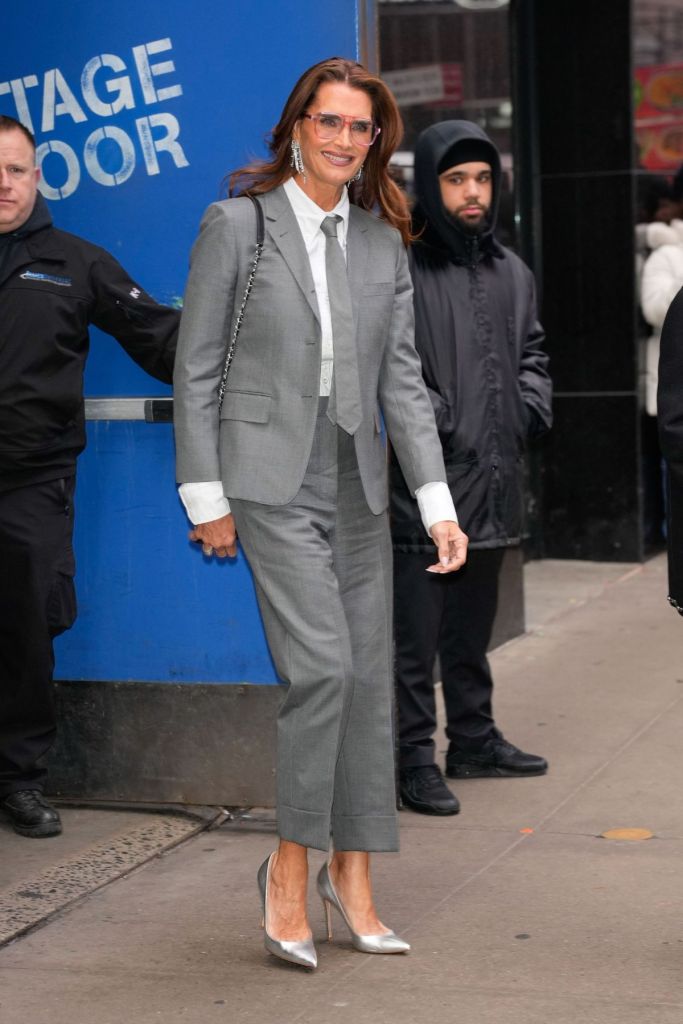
[{"left": 392, "top": 121, "right": 553, "bottom": 816}]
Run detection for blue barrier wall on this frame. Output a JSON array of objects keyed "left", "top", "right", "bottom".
[{"left": 3, "top": 0, "right": 361, "bottom": 684}]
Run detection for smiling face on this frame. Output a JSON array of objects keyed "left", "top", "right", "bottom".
[
  {"left": 439, "top": 161, "right": 492, "bottom": 233},
  {"left": 0, "top": 128, "right": 40, "bottom": 234},
  {"left": 293, "top": 80, "right": 372, "bottom": 209}
]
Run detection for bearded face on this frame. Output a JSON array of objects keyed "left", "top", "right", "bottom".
[{"left": 438, "top": 161, "right": 492, "bottom": 236}]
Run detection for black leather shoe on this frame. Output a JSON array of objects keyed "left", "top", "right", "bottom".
[
  {"left": 1, "top": 790, "right": 62, "bottom": 837},
  {"left": 399, "top": 764, "right": 460, "bottom": 815},
  {"left": 446, "top": 737, "right": 548, "bottom": 779}
]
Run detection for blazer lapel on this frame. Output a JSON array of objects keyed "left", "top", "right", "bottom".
[
  {"left": 261, "top": 186, "right": 320, "bottom": 325},
  {"left": 346, "top": 208, "right": 369, "bottom": 333}
]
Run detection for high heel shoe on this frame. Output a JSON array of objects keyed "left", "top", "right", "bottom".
[
  {"left": 316, "top": 862, "right": 410, "bottom": 954},
  {"left": 257, "top": 854, "right": 317, "bottom": 970}
]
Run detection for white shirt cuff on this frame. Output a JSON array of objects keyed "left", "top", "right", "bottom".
[
  {"left": 178, "top": 481, "right": 231, "bottom": 524},
  {"left": 415, "top": 481, "right": 458, "bottom": 536}
]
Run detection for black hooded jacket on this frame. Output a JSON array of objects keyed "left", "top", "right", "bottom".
[
  {"left": 0, "top": 194, "right": 179, "bottom": 493},
  {"left": 390, "top": 121, "right": 552, "bottom": 550}
]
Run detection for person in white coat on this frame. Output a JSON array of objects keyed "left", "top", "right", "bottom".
[{"left": 641, "top": 218, "right": 683, "bottom": 416}]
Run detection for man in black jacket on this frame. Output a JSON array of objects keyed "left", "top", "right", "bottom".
[
  {"left": 658, "top": 286, "right": 683, "bottom": 615},
  {"left": 393, "top": 121, "right": 553, "bottom": 816},
  {"left": 0, "top": 115, "right": 178, "bottom": 837}
]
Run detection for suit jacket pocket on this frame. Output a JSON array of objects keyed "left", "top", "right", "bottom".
[
  {"left": 363, "top": 281, "right": 394, "bottom": 295},
  {"left": 220, "top": 391, "right": 272, "bottom": 423}
]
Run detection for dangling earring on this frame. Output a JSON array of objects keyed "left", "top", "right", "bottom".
[
  {"left": 291, "top": 138, "right": 306, "bottom": 181},
  {"left": 350, "top": 163, "right": 364, "bottom": 184}
]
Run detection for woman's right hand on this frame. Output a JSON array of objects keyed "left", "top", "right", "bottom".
[{"left": 189, "top": 514, "right": 237, "bottom": 558}]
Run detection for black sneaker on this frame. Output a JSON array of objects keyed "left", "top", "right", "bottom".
[
  {"left": 0, "top": 790, "right": 62, "bottom": 837},
  {"left": 399, "top": 764, "right": 460, "bottom": 815},
  {"left": 445, "top": 737, "right": 548, "bottom": 779}
]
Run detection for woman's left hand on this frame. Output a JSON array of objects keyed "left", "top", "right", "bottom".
[{"left": 427, "top": 520, "right": 468, "bottom": 573}]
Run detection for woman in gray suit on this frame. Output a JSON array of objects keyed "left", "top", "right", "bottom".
[{"left": 174, "top": 57, "right": 467, "bottom": 970}]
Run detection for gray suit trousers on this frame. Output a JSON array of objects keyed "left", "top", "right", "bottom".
[{"left": 230, "top": 402, "right": 398, "bottom": 852}]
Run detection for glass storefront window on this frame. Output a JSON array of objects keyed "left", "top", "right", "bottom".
[
  {"left": 633, "top": 0, "right": 683, "bottom": 553},
  {"left": 633, "top": 0, "right": 683, "bottom": 179},
  {"left": 378, "top": 0, "right": 514, "bottom": 241}
]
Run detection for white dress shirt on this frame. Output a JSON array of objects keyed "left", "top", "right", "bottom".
[
  {"left": 179, "top": 178, "right": 457, "bottom": 534},
  {"left": 282, "top": 175, "right": 346, "bottom": 397}
]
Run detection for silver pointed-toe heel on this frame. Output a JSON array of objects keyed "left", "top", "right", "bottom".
[
  {"left": 257, "top": 854, "right": 317, "bottom": 970},
  {"left": 316, "top": 862, "right": 410, "bottom": 954}
]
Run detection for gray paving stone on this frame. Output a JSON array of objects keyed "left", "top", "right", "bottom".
[{"left": 1, "top": 555, "right": 681, "bottom": 1024}]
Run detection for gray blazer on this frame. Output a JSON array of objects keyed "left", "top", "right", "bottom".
[{"left": 173, "top": 184, "right": 446, "bottom": 513}]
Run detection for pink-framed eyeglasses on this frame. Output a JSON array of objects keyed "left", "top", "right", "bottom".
[{"left": 302, "top": 112, "right": 381, "bottom": 148}]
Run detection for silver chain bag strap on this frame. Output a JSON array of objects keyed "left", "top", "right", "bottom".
[{"left": 217, "top": 195, "right": 265, "bottom": 412}]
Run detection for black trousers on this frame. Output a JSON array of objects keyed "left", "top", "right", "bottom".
[
  {"left": 394, "top": 546, "right": 505, "bottom": 769},
  {"left": 0, "top": 476, "right": 77, "bottom": 796}
]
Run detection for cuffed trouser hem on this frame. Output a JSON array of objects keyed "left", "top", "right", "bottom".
[
  {"left": 278, "top": 805, "right": 332, "bottom": 852},
  {"left": 0, "top": 781, "right": 46, "bottom": 798},
  {"left": 446, "top": 727, "right": 501, "bottom": 753},
  {"left": 331, "top": 813, "right": 399, "bottom": 852},
  {"left": 278, "top": 805, "right": 399, "bottom": 853},
  {"left": 399, "top": 742, "right": 437, "bottom": 770}
]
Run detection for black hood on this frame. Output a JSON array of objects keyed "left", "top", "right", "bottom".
[
  {"left": 412, "top": 120, "right": 503, "bottom": 265},
  {"left": 0, "top": 192, "right": 52, "bottom": 281},
  {"left": 14, "top": 191, "right": 53, "bottom": 238},
  {"left": 0, "top": 192, "right": 52, "bottom": 250}
]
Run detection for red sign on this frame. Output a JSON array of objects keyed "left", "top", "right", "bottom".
[
  {"left": 441, "top": 63, "right": 464, "bottom": 105},
  {"left": 428, "top": 64, "right": 464, "bottom": 109},
  {"left": 634, "top": 63, "right": 683, "bottom": 170}
]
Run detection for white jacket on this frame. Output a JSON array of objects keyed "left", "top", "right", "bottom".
[{"left": 640, "top": 220, "right": 683, "bottom": 416}]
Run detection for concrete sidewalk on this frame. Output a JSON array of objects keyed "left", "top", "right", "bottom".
[{"left": 1, "top": 555, "right": 682, "bottom": 1023}]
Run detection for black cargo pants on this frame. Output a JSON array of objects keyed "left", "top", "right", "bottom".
[{"left": 0, "top": 476, "right": 77, "bottom": 796}]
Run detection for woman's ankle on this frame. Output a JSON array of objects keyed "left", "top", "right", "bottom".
[
  {"left": 272, "top": 840, "right": 309, "bottom": 885},
  {"left": 330, "top": 850, "right": 370, "bottom": 886}
]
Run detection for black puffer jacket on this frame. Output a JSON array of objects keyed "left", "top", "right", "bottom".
[
  {"left": 0, "top": 195, "right": 178, "bottom": 493},
  {"left": 657, "top": 285, "right": 683, "bottom": 614},
  {"left": 390, "top": 121, "right": 552, "bottom": 551}
]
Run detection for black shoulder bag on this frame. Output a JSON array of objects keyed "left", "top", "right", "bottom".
[{"left": 217, "top": 195, "right": 265, "bottom": 412}]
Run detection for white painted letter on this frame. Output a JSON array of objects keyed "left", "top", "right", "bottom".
[
  {"left": 41, "top": 69, "right": 87, "bottom": 133},
  {"left": 84, "top": 126, "right": 136, "bottom": 187},
  {"left": 133, "top": 38, "right": 183, "bottom": 105},
  {"left": 36, "top": 140, "right": 81, "bottom": 200},
  {"left": 7, "top": 77, "right": 40, "bottom": 133},
  {"left": 136, "top": 113, "right": 189, "bottom": 176},
  {"left": 82, "top": 54, "right": 135, "bottom": 117}
]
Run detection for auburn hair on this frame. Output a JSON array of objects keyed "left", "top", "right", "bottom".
[{"left": 228, "top": 57, "right": 412, "bottom": 244}]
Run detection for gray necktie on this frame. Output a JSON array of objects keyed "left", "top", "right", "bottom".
[{"left": 320, "top": 215, "right": 362, "bottom": 435}]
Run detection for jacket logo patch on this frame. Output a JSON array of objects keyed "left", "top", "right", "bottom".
[{"left": 20, "top": 270, "right": 72, "bottom": 287}]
